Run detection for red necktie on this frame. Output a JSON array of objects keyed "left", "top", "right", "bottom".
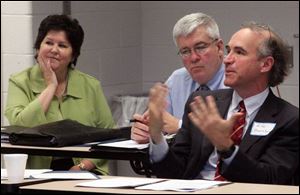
[{"left": 214, "top": 101, "right": 246, "bottom": 181}]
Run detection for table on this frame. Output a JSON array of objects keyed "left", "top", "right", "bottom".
[
  {"left": 1, "top": 142, "right": 152, "bottom": 177},
  {"left": 1, "top": 142, "right": 148, "bottom": 161},
  {"left": 1, "top": 178, "right": 50, "bottom": 194},
  {"left": 18, "top": 176, "right": 299, "bottom": 194},
  {"left": 1, "top": 142, "right": 151, "bottom": 194}
]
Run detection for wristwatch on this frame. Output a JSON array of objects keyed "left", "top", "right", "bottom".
[
  {"left": 78, "top": 162, "right": 86, "bottom": 170},
  {"left": 217, "top": 145, "right": 236, "bottom": 159}
]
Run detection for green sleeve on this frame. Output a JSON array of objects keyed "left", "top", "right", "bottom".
[{"left": 5, "top": 78, "right": 47, "bottom": 127}]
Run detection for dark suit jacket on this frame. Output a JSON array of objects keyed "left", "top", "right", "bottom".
[{"left": 151, "top": 88, "right": 299, "bottom": 185}]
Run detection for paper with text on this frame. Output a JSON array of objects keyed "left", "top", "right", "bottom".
[
  {"left": 135, "top": 179, "right": 230, "bottom": 192},
  {"left": 76, "top": 177, "right": 165, "bottom": 188},
  {"left": 97, "top": 139, "right": 149, "bottom": 150},
  {"left": 31, "top": 170, "right": 99, "bottom": 180}
]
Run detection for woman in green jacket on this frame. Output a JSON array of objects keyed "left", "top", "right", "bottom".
[{"left": 5, "top": 14, "right": 115, "bottom": 175}]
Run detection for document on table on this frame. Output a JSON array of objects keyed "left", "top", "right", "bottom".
[
  {"left": 96, "top": 139, "right": 149, "bottom": 150},
  {"left": 76, "top": 177, "right": 165, "bottom": 188},
  {"left": 135, "top": 179, "right": 230, "bottom": 192},
  {"left": 31, "top": 170, "right": 99, "bottom": 180},
  {"left": 1, "top": 169, "right": 52, "bottom": 179}
]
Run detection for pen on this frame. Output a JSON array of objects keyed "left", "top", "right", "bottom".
[{"left": 127, "top": 119, "right": 141, "bottom": 123}]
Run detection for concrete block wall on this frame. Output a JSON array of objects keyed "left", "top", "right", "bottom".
[{"left": 71, "top": 1, "right": 142, "bottom": 100}]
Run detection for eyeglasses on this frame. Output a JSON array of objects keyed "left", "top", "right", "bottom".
[{"left": 178, "top": 39, "right": 218, "bottom": 59}]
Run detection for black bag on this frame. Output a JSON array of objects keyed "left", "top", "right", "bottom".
[
  {"left": 8, "top": 119, "right": 124, "bottom": 147},
  {"left": 1, "top": 125, "right": 25, "bottom": 143}
]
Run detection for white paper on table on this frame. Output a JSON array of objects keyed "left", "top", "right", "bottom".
[
  {"left": 76, "top": 177, "right": 165, "bottom": 188},
  {"left": 31, "top": 170, "right": 99, "bottom": 180},
  {"left": 135, "top": 179, "right": 230, "bottom": 192},
  {"left": 96, "top": 139, "right": 149, "bottom": 150},
  {"left": 1, "top": 169, "right": 52, "bottom": 179}
]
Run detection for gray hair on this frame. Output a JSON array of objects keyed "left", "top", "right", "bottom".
[
  {"left": 173, "top": 12, "right": 220, "bottom": 47},
  {"left": 241, "top": 21, "right": 290, "bottom": 87}
]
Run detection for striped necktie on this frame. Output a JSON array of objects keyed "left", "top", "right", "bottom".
[{"left": 214, "top": 101, "right": 246, "bottom": 181}]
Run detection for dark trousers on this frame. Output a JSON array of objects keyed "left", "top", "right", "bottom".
[{"left": 50, "top": 157, "right": 74, "bottom": 170}]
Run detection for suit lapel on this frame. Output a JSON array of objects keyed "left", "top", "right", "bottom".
[
  {"left": 240, "top": 91, "right": 279, "bottom": 152},
  {"left": 187, "top": 89, "right": 233, "bottom": 178},
  {"left": 200, "top": 89, "right": 233, "bottom": 153},
  {"left": 214, "top": 89, "right": 233, "bottom": 119}
]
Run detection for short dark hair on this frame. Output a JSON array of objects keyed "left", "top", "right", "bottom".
[
  {"left": 241, "top": 22, "right": 290, "bottom": 87},
  {"left": 34, "top": 14, "right": 84, "bottom": 67}
]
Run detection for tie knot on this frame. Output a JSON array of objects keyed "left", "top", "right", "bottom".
[
  {"left": 196, "top": 85, "right": 210, "bottom": 91},
  {"left": 238, "top": 101, "right": 246, "bottom": 113}
]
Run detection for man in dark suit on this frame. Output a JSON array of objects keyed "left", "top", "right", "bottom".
[{"left": 147, "top": 22, "right": 299, "bottom": 185}]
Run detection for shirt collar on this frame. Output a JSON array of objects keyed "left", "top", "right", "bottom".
[
  {"left": 195, "top": 63, "right": 226, "bottom": 90},
  {"left": 30, "top": 65, "right": 46, "bottom": 94},
  {"left": 231, "top": 88, "right": 270, "bottom": 116},
  {"left": 30, "top": 64, "right": 83, "bottom": 99},
  {"left": 66, "top": 68, "right": 84, "bottom": 99}
]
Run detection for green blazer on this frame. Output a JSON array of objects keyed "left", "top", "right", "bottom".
[{"left": 5, "top": 64, "right": 115, "bottom": 175}]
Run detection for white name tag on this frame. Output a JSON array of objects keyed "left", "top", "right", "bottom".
[{"left": 250, "top": 122, "right": 276, "bottom": 136}]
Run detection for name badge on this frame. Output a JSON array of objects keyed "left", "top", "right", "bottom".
[{"left": 250, "top": 122, "right": 276, "bottom": 136}]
